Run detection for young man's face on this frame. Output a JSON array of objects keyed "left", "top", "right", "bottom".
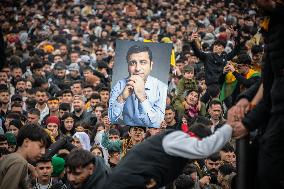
[
  {"left": 127, "top": 51, "right": 153, "bottom": 81},
  {"left": 0, "top": 92, "right": 10, "bottom": 104},
  {"left": 47, "top": 100, "right": 59, "bottom": 112},
  {"left": 55, "top": 69, "right": 66, "bottom": 78},
  {"left": 36, "top": 91, "right": 47, "bottom": 105},
  {"left": 25, "top": 139, "right": 45, "bottom": 161},
  {"left": 72, "top": 83, "right": 82, "bottom": 95},
  {"left": 220, "top": 151, "right": 236, "bottom": 164},
  {"left": 36, "top": 161, "right": 53, "bottom": 183},
  {"left": 70, "top": 53, "right": 79, "bottom": 63},
  {"left": 237, "top": 64, "right": 249, "bottom": 75},
  {"left": 90, "top": 98, "right": 100, "bottom": 108},
  {"left": 184, "top": 71, "right": 194, "bottom": 80},
  {"left": 16, "top": 81, "right": 27, "bottom": 92},
  {"left": 0, "top": 72, "right": 8, "bottom": 84},
  {"left": 27, "top": 113, "right": 40, "bottom": 124},
  {"left": 12, "top": 68, "right": 22, "bottom": 80},
  {"left": 108, "top": 134, "right": 120, "bottom": 142},
  {"left": 0, "top": 139, "right": 8, "bottom": 149},
  {"left": 62, "top": 93, "right": 73, "bottom": 103},
  {"left": 205, "top": 159, "right": 221, "bottom": 171},
  {"left": 185, "top": 91, "right": 199, "bottom": 106},
  {"left": 213, "top": 45, "right": 224, "bottom": 54},
  {"left": 129, "top": 127, "right": 145, "bottom": 142},
  {"left": 67, "top": 164, "right": 94, "bottom": 189},
  {"left": 164, "top": 109, "right": 175, "bottom": 125},
  {"left": 83, "top": 87, "right": 93, "bottom": 100},
  {"left": 99, "top": 90, "right": 109, "bottom": 103},
  {"left": 209, "top": 104, "right": 222, "bottom": 120}
]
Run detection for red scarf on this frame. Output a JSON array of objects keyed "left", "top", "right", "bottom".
[
  {"left": 187, "top": 105, "right": 198, "bottom": 118},
  {"left": 181, "top": 123, "right": 201, "bottom": 140}
]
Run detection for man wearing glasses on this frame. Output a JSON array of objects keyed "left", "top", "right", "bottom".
[{"left": 108, "top": 44, "right": 167, "bottom": 128}]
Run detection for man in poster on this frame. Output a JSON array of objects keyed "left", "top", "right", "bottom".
[{"left": 108, "top": 44, "right": 168, "bottom": 128}]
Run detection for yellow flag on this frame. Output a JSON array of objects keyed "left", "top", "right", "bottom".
[{"left": 171, "top": 49, "right": 176, "bottom": 66}]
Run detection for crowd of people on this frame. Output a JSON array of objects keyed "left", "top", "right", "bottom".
[{"left": 1, "top": 0, "right": 282, "bottom": 188}]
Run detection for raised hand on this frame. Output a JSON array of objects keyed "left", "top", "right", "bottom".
[{"left": 130, "top": 75, "right": 147, "bottom": 102}]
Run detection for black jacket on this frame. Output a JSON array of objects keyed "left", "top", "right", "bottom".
[
  {"left": 65, "top": 157, "right": 110, "bottom": 189},
  {"left": 81, "top": 157, "right": 110, "bottom": 189},
  {"left": 103, "top": 130, "right": 190, "bottom": 189},
  {"left": 191, "top": 41, "right": 242, "bottom": 86},
  {"left": 242, "top": 4, "right": 284, "bottom": 132}
]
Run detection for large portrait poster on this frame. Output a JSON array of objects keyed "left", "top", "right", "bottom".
[{"left": 108, "top": 40, "right": 172, "bottom": 128}]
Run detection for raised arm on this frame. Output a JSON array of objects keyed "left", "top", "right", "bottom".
[
  {"left": 190, "top": 33, "right": 207, "bottom": 61},
  {"left": 108, "top": 79, "right": 127, "bottom": 123},
  {"left": 162, "top": 124, "right": 233, "bottom": 159}
]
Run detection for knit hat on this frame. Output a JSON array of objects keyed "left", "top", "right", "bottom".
[
  {"left": 52, "top": 156, "right": 65, "bottom": 177},
  {"left": 183, "top": 65, "right": 194, "bottom": 73},
  {"left": 54, "top": 62, "right": 67, "bottom": 70},
  {"left": 68, "top": 63, "right": 80, "bottom": 72},
  {"left": 5, "top": 132, "right": 17, "bottom": 145},
  {"left": 9, "top": 119, "right": 23, "bottom": 130},
  {"left": 46, "top": 116, "right": 61, "bottom": 127}
]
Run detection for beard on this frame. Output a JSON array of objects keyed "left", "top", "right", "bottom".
[
  {"left": 16, "top": 88, "right": 25, "bottom": 93},
  {"left": 37, "top": 100, "right": 45, "bottom": 105},
  {"left": 74, "top": 107, "right": 82, "bottom": 113}
]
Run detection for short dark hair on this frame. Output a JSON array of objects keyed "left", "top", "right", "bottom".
[
  {"left": 109, "top": 128, "right": 120, "bottom": 136},
  {"left": 206, "top": 152, "right": 221, "bottom": 161},
  {"left": 35, "top": 87, "right": 48, "bottom": 94},
  {"left": 221, "top": 143, "right": 235, "bottom": 153},
  {"left": 48, "top": 97, "right": 59, "bottom": 101},
  {"left": 165, "top": 105, "right": 175, "bottom": 112},
  {"left": 209, "top": 98, "right": 222, "bottom": 108},
  {"left": 90, "top": 93, "right": 101, "bottom": 100},
  {"left": 82, "top": 83, "right": 94, "bottom": 89},
  {"left": 175, "top": 174, "right": 195, "bottom": 189},
  {"left": 189, "top": 123, "right": 212, "bottom": 139},
  {"left": 0, "top": 134, "right": 7, "bottom": 142},
  {"left": 6, "top": 112, "right": 21, "bottom": 119},
  {"left": 99, "top": 87, "right": 109, "bottom": 93},
  {"left": 213, "top": 40, "right": 226, "bottom": 48},
  {"left": 126, "top": 44, "right": 152, "bottom": 62},
  {"left": 0, "top": 85, "right": 9, "bottom": 93},
  {"left": 17, "top": 124, "right": 51, "bottom": 148},
  {"left": 11, "top": 102, "right": 22, "bottom": 108},
  {"left": 193, "top": 116, "right": 213, "bottom": 126},
  {"left": 28, "top": 108, "right": 41, "bottom": 116},
  {"left": 82, "top": 66, "right": 93, "bottom": 72},
  {"left": 59, "top": 103, "right": 71, "bottom": 112},
  {"left": 36, "top": 156, "right": 52, "bottom": 165},
  {"left": 66, "top": 149, "right": 95, "bottom": 172},
  {"left": 62, "top": 89, "right": 73, "bottom": 95},
  {"left": 15, "top": 78, "right": 27, "bottom": 84}
]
